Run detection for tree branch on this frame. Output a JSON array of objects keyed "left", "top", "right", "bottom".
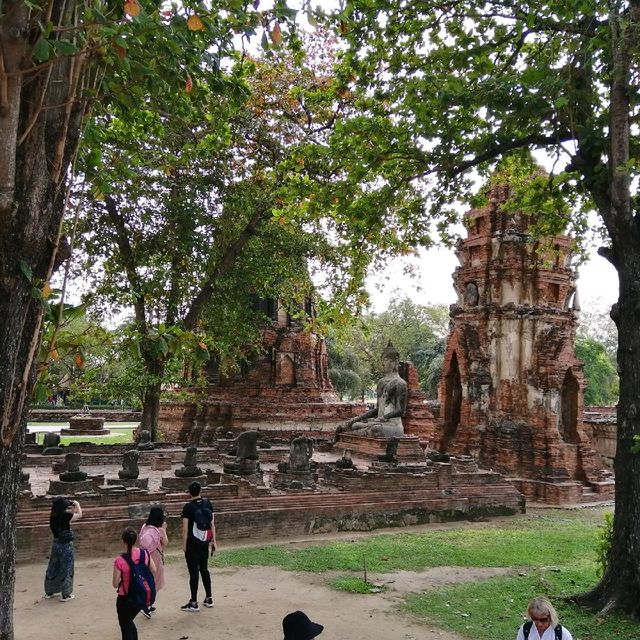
[
  {"left": 449, "top": 131, "right": 575, "bottom": 177},
  {"left": 103, "top": 195, "right": 148, "bottom": 333},
  {"left": 183, "top": 204, "right": 270, "bottom": 330}
]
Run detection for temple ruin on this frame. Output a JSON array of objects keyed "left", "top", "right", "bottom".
[
  {"left": 437, "top": 180, "right": 614, "bottom": 503},
  {"left": 159, "top": 298, "right": 362, "bottom": 442}
]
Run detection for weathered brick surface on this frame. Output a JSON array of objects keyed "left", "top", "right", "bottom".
[
  {"left": 159, "top": 324, "right": 363, "bottom": 442},
  {"left": 399, "top": 361, "right": 437, "bottom": 442},
  {"left": 17, "top": 467, "right": 523, "bottom": 561},
  {"left": 437, "top": 182, "right": 610, "bottom": 503},
  {"left": 334, "top": 433, "right": 425, "bottom": 461},
  {"left": 583, "top": 406, "right": 617, "bottom": 470}
]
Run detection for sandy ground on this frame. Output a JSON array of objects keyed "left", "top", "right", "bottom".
[{"left": 14, "top": 551, "right": 513, "bottom": 640}]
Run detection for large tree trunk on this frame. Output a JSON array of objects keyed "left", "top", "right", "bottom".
[
  {"left": 139, "top": 356, "right": 165, "bottom": 442},
  {"left": 0, "top": 390, "right": 27, "bottom": 640},
  {"left": 573, "top": 6, "right": 640, "bottom": 615},
  {"left": 574, "top": 249, "right": 640, "bottom": 616},
  {"left": 0, "top": 0, "right": 89, "bottom": 636}
]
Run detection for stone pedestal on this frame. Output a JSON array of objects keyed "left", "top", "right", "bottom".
[
  {"left": 335, "top": 434, "right": 425, "bottom": 462},
  {"left": 47, "top": 479, "right": 96, "bottom": 494},
  {"left": 19, "top": 473, "right": 31, "bottom": 492},
  {"left": 160, "top": 474, "right": 208, "bottom": 492},
  {"left": 106, "top": 477, "right": 149, "bottom": 489},
  {"left": 273, "top": 470, "right": 317, "bottom": 490},
  {"left": 150, "top": 456, "right": 172, "bottom": 471},
  {"left": 222, "top": 457, "right": 260, "bottom": 475},
  {"left": 61, "top": 414, "right": 111, "bottom": 436},
  {"left": 369, "top": 461, "right": 430, "bottom": 474}
]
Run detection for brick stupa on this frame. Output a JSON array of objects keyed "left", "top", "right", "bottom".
[
  {"left": 437, "top": 179, "right": 613, "bottom": 503},
  {"left": 159, "top": 299, "right": 362, "bottom": 442}
]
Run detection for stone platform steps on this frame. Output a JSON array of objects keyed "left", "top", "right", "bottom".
[{"left": 16, "top": 483, "right": 522, "bottom": 562}]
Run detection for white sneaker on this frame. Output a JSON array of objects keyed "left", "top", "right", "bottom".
[{"left": 60, "top": 594, "right": 75, "bottom": 602}]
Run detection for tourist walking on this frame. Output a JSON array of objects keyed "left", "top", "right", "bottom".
[
  {"left": 515, "top": 596, "right": 573, "bottom": 640},
  {"left": 137, "top": 506, "right": 168, "bottom": 618},
  {"left": 180, "top": 480, "right": 216, "bottom": 612},
  {"left": 44, "top": 496, "right": 82, "bottom": 601},
  {"left": 282, "top": 610, "right": 324, "bottom": 640},
  {"left": 113, "top": 527, "right": 157, "bottom": 640}
]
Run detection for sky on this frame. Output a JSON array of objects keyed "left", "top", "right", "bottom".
[{"left": 367, "top": 241, "right": 619, "bottom": 315}]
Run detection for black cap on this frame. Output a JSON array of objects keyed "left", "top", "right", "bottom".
[{"left": 282, "top": 611, "right": 323, "bottom": 640}]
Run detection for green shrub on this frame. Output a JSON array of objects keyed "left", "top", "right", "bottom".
[{"left": 595, "top": 512, "right": 614, "bottom": 577}]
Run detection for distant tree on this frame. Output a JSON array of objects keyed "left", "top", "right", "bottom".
[
  {"left": 367, "top": 299, "right": 448, "bottom": 397},
  {"left": 74, "top": 36, "right": 354, "bottom": 438},
  {"left": 576, "top": 336, "right": 619, "bottom": 406},
  {"left": 327, "top": 324, "right": 374, "bottom": 401},
  {"left": 578, "top": 304, "right": 618, "bottom": 359},
  {"left": 327, "top": 299, "right": 448, "bottom": 399},
  {"left": 34, "top": 300, "right": 110, "bottom": 405}
]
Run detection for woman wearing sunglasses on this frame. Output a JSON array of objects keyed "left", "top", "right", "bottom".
[{"left": 516, "top": 596, "right": 573, "bottom": 640}]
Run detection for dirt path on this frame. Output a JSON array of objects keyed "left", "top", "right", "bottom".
[
  {"left": 14, "top": 554, "right": 512, "bottom": 640},
  {"left": 16, "top": 508, "right": 608, "bottom": 639}
]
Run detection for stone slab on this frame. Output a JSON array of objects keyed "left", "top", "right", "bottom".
[
  {"left": 47, "top": 479, "right": 96, "bottom": 495},
  {"left": 106, "top": 477, "right": 149, "bottom": 489},
  {"left": 160, "top": 474, "right": 208, "bottom": 492},
  {"left": 273, "top": 471, "right": 318, "bottom": 489},
  {"left": 334, "top": 433, "right": 425, "bottom": 461},
  {"left": 60, "top": 428, "right": 112, "bottom": 436}
]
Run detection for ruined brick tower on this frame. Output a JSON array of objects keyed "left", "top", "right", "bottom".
[
  {"left": 437, "top": 180, "right": 613, "bottom": 503},
  {"left": 159, "top": 297, "right": 362, "bottom": 442}
]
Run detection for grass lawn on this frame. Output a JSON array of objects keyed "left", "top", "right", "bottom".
[
  {"left": 210, "top": 513, "right": 597, "bottom": 572},
  {"left": 208, "top": 511, "right": 640, "bottom": 639},
  {"left": 33, "top": 426, "right": 136, "bottom": 446},
  {"left": 404, "top": 566, "right": 639, "bottom": 640}
]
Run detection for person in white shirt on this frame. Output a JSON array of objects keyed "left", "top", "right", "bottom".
[{"left": 515, "top": 596, "right": 573, "bottom": 640}]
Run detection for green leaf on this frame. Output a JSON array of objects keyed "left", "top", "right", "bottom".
[
  {"left": 51, "top": 39, "right": 78, "bottom": 55},
  {"left": 32, "top": 39, "right": 52, "bottom": 63},
  {"left": 19, "top": 260, "right": 33, "bottom": 281}
]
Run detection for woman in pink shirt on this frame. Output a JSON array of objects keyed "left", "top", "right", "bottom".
[
  {"left": 112, "top": 527, "right": 156, "bottom": 640},
  {"left": 137, "top": 506, "right": 168, "bottom": 617}
]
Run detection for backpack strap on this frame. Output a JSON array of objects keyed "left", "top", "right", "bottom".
[
  {"left": 522, "top": 621, "right": 562, "bottom": 640},
  {"left": 119, "top": 549, "right": 147, "bottom": 594}
]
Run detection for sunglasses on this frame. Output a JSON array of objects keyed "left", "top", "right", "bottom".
[{"left": 531, "top": 615, "right": 550, "bottom": 623}]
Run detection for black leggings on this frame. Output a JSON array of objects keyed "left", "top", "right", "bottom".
[
  {"left": 185, "top": 544, "right": 211, "bottom": 602},
  {"left": 116, "top": 595, "right": 139, "bottom": 640}
]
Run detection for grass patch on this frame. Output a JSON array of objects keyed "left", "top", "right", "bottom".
[
  {"left": 34, "top": 428, "right": 135, "bottom": 446},
  {"left": 210, "top": 515, "right": 597, "bottom": 573},
  {"left": 327, "top": 576, "right": 386, "bottom": 594},
  {"left": 205, "top": 512, "right": 635, "bottom": 639},
  {"left": 403, "top": 566, "right": 639, "bottom": 640}
]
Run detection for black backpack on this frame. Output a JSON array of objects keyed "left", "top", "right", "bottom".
[
  {"left": 121, "top": 549, "right": 156, "bottom": 611},
  {"left": 192, "top": 499, "right": 213, "bottom": 542},
  {"left": 523, "top": 621, "right": 563, "bottom": 640}
]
